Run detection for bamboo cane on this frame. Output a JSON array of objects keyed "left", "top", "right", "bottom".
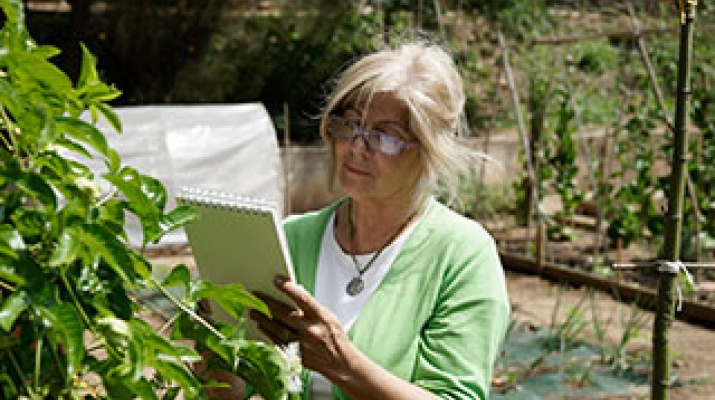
[{"left": 651, "top": 2, "right": 698, "bottom": 399}]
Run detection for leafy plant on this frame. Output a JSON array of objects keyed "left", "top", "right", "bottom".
[
  {"left": 606, "top": 100, "right": 665, "bottom": 249},
  {"left": 545, "top": 87, "right": 585, "bottom": 241},
  {"left": 0, "top": 2, "right": 294, "bottom": 399}
]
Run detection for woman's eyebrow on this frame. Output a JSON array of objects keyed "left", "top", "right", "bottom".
[{"left": 375, "top": 120, "right": 409, "bottom": 134}]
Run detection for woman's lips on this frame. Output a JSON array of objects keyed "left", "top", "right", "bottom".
[{"left": 345, "top": 163, "right": 371, "bottom": 176}]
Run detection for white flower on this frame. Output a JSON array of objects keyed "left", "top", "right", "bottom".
[{"left": 279, "top": 342, "right": 303, "bottom": 394}]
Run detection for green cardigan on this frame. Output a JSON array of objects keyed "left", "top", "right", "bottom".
[{"left": 283, "top": 198, "right": 510, "bottom": 400}]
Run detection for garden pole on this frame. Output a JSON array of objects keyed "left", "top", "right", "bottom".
[
  {"left": 651, "top": 2, "right": 697, "bottom": 400},
  {"left": 497, "top": 31, "right": 542, "bottom": 230}
]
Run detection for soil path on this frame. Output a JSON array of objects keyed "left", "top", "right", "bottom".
[{"left": 506, "top": 271, "right": 715, "bottom": 400}]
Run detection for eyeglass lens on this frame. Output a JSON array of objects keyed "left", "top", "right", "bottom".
[{"left": 327, "top": 116, "right": 411, "bottom": 156}]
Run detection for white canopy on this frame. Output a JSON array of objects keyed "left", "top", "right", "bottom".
[{"left": 76, "top": 103, "right": 283, "bottom": 247}]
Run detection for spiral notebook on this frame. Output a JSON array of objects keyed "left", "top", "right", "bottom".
[{"left": 177, "top": 187, "right": 295, "bottom": 338}]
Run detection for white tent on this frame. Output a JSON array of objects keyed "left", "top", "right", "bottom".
[{"left": 76, "top": 103, "right": 284, "bottom": 247}]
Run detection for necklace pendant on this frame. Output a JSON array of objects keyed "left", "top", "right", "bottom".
[{"left": 346, "top": 276, "right": 365, "bottom": 296}]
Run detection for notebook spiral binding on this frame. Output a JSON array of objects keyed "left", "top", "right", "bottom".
[{"left": 177, "top": 186, "right": 275, "bottom": 215}]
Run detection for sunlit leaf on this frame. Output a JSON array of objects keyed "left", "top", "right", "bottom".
[
  {"left": 194, "top": 283, "right": 270, "bottom": 320},
  {"left": 152, "top": 361, "right": 202, "bottom": 400},
  {"left": 17, "top": 172, "right": 57, "bottom": 210},
  {"left": 117, "top": 376, "right": 157, "bottom": 400},
  {"left": 0, "top": 289, "right": 28, "bottom": 331},
  {"left": 31, "top": 44, "right": 60, "bottom": 59},
  {"left": 96, "top": 316, "right": 131, "bottom": 348},
  {"left": 56, "top": 117, "right": 110, "bottom": 159},
  {"left": 229, "top": 339, "right": 288, "bottom": 400},
  {"left": 0, "top": 255, "right": 25, "bottom": 285},
  {"left": 54, "top": 137, "right": 93, "bottom": 159},
  {"left": 77, "top": 43, "right": 99, "bottom": 90},
  {"left": 78, "top": 223, "right": 135, "bottom": 283},
  {"left": 11, "top": 208, "right": 46, "bottom": 239},
  {"left": 159, "top": 205, "right": 196, "bottom": 237},
  {"left": 103, "top": 170, "right": 161, "bottom": 245},
  {"left": 95, "top": 101, "right": 122, "bottom": 133},
  {"left": 38, "top": 303, "right": 85, "bottom": 377},
  {"left": 14, "top": 52, "right": 72, "bottom": 92},
  {"left": 96, "top": 199, "right": 127, "bottom": 238},
  {"left": 162, "top": 264, "right": 191, "bottom": 288},
  {"left": 49, "top": 228, "right": 81, "bottom": 267},
  {"left": 0, "top": 224, "right": 24, "bottom": 257}
]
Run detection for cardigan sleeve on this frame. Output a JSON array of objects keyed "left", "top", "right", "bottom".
[{"left": 411, "top": 233, "right": 510, "bottom": 400}]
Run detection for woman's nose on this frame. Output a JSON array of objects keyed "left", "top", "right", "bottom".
[{"left": 350, "top": 130, "right": 370, "bottom": 151}]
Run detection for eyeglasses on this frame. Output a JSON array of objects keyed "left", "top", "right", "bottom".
[{"left": 326, "top": 115, "right": 417, "bottom": 156}]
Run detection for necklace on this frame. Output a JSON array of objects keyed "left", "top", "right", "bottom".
[{"left": 345, "top": 198, "right": 417, "bottom": 296}]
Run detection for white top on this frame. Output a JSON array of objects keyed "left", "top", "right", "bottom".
[{"left": 311, "top": 211, "right": 417, "bottom": 399}]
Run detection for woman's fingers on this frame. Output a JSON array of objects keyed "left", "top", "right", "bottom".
[
  {"left": 274, "top": 277, "right": 327, "bottom": 321},
  {"left": 250, "top": 309, "right": 299, "bottom": 345}
]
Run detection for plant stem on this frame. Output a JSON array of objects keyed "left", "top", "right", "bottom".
[
  {"left": 60, "top": 271, "right": 93, "bottom": 330},
  {"left": 34, "top": 335, "right": 42, "bottom": 390},
  {"left": 159, "top": 311, "right": 181, "bottom": 335},
  {"left": 0, "top": 279, "right": 16, "bottom": 292},
  {"left": 0, "top": 105, "right": 16, "bottom": 152},
  {"left": 8, "top": 350, "right": 31, "bottom": 395},
  {"left": 151, "top": 279, "right": 226, "bottom": 340}
]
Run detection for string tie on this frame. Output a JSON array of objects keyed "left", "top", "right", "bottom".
[{"left": 657, "top": 260, "right": 697, "bottom": 312}]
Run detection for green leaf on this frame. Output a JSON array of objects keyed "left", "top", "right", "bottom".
[
  {"left": 95, "top": 101, "right": 122, "bottom": 133},
  {"left": 0, "top": 0, "right": 29, "bottom": 51},
  {"left": 78, "top": 223, "right": 135, "bottom": 283},
  {"left": 136, "top": 320, "right": 200, "bottom": 363},
  {"left": 0, "top": 224, "right": 24, "bottom": 257},
  {"left": 17, "top": 172, "right": 57, "bottom": 210},
  {"left": 32, "top": 44, "right": 61, "bottom": 59},
  {"left": 158, "top": 205, "right": 196, "bottom": 238},
  {"left": 96, "top": 316, "right": 131, "bottom": 347},
  {"left": 49, "top": 228, "right": 81, "bottom": 267},
  {"left": 0, "top": 255, "right": 25, "bottom": 285},
  {"left": 56, "top": 117, "right": 110, "bottom": 159},
  {"left": 0, "top": 0, "right": 22, "bottom": 26},
  {"left": 77, "top": 43, "right": 99, "bottom": 90},
  {"left": 105, "top": 148, "right": 121, "bottom": 173},
  {"left": 195, "top": 283, "right": 270, "bottom": 320},
  {"left": 152, "top": 361, "right": 203, "bottom": 400},
  {"left": 162, "top": 264, "right": 191, "bottom": 288},
  {"left": 13, "top": 52, "right": 72, "bottom": 93},
  {"left": 130, "top": 174, "right": 166, "bottom": 212},
  {"left": 229, "top": 339, "right": 288, "bottom": 400},
  {"left": 39, "top": 303, "right": 86, "bottom": 377},
  {"left": 117, "top": 376, "right": 157, "bottom": 400},
  {"left": 54, "top": 137, "right": 94, "bottom": 159},
  {"left": 95, "top": 199, "right": 127, "bottom": 238},
  {"left": 0, "top": 289, "right": 29, "bottom": 331},
  {"left": 11, "top": 208, "right": 46, "bottom": 239},
  {"left": 37, "top": 115, "right": 58, "bottom": 151},
  {"left": 103, "top": 169, "right": 161, "bottom": 245},
  {"left": 102, "top": 370, "right": 138, "bottom": 400},
  {"left": 129, "top": 252, "right": 152, "bottom": 282}
]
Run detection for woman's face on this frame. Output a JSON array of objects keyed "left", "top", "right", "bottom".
[{"left": 332, "top": 93, "right": 422, "bottom": 205}]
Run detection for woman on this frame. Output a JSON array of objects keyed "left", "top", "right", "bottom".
[{"left": 252, "top": 40, "right": 510, "bottom": 400}]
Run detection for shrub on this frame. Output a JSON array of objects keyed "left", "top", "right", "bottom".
[{"left": 0, "top": 1, "right": 294, "bottom": 398}]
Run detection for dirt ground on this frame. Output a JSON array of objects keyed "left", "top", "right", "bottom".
[{"left": 505, "top": 270, "right": 715, "bottom": 400}]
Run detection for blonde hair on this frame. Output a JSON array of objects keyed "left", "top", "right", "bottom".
[{"left": 321, "top": 39, "right": 489, "bottom": 207}]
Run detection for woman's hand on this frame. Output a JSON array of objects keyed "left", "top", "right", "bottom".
[{"left": 250, "top": 277, "right": 356, "bottom": 380}]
